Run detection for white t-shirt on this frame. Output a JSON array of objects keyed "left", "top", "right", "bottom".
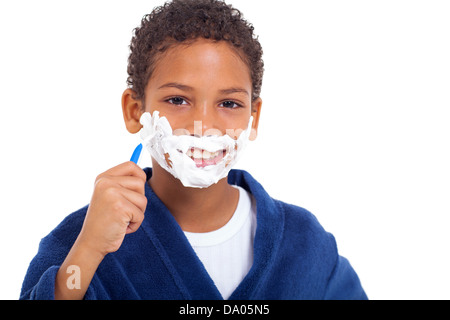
[{"left": 183, "top": 185, "right": 257, "bottom": 299}]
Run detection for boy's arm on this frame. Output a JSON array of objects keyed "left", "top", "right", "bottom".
[
  {"left": 54, "top": 161, "right": 147, "bottom": 300},
  {"left": 19, "top": 230, "right": 104, "bottom": 300},
  {"left": 20, "top": 162, "right": 147, "bottom": 300},
  {"left": 54, "top": 236, "right": 105, "bottom": 300}
]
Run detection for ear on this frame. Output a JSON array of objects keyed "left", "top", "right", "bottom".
[
  {"left": 249, "top": 97, "right": 262, "bottom": 141},
  {"left": 122, "top": 89, "right": 144, "bottom": 134}
]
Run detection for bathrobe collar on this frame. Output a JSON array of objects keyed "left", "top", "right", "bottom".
[{"left": 140, "top": 168, "right": 285, "bottom": 300}]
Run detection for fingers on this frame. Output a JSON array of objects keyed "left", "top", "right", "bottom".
[
  {"left": 97, "top": 161, "right": 147, "bottom": 183},
  {"left": 98, "top": 175, "right": 146, "bottom": 195},
  {"left": 118, "top": 193, "right": 146, "bottom": 235},
  {"left": 121, "top": 196, "right": 146, "bottom": 235},
  {"left": 94, "top": 176, "right": 147, "bottom": 220},
  {"left": 95, "top": 162, "right": 148, "bottom": 234},
  {"left": 119, "top": 186, "right": 148, "bottom": 213},
  {"left": 95, "top": 161, "right": 147, "bottom": 195},
  {"left": 79, "top": 162, "right": 149, "bottom": 256},
  {"left": 104, "top": 190, "right": 146, "bottom": 235}
]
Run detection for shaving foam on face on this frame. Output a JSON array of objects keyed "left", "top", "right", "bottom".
[{"left": 139, "top": 111, "right": 253, "bottom": 188}]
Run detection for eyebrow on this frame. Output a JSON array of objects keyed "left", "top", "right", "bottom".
[
  {"left": 158, "top": 82, "right": 249, "bottom": 96},
  {"left": 219, "top": 87, "right": 249, "bottom": 96},
  {"left": 158, "top": 82, "right": 194, "bottom": 91}
]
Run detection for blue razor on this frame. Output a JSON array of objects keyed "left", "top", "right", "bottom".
[{"left": 130, "top": 143, "right": 143, "bottom": 164}]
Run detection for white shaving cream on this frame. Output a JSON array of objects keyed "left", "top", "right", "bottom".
[{"left": 139, "top": 111, "right": 253, "bottom": 188}]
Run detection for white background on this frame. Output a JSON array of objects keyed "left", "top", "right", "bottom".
[{"left": 1, "top": 0, "right": 449, "bottom": 300}]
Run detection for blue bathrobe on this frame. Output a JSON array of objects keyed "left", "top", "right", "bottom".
[{"left": 20, "top": 168, "right": 367, "bottom": 300}]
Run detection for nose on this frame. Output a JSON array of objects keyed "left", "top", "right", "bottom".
[{"left": 185, "top": 101, "right": 221, "bottom": 137}]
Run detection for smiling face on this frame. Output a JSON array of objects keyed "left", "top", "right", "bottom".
[
  {"left": 144, "top": 38, "right": 260, "bottom": 135},
  {"left": 123, "top": 38, "right": 261, "bottom": 165},
  {"left": 122, "top": 38, "right": 261, "bottom": 181}
]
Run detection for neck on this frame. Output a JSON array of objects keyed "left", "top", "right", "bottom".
[{"left": 148, "top": 162, "right": 239, "bottom": 233}]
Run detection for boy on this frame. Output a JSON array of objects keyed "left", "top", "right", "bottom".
[{"left": 20, "top": 0, "right": 367, "bottom": 300}]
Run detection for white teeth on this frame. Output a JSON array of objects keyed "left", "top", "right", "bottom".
[
  {"left": 186, "top": 148, "right": 222, "bottom": 160},
  {"left": 202, "top": 150, "right": 211, "bottom": 159},
  {"left": 193, "top": 148, "right": 202, "bottom": 159}
]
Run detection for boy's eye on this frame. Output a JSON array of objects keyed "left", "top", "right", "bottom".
[
  {"left": 167, "top": 97, "right": 188, "bottom": 105},
  {"left": 220, "top": 101, "right": 241, "bottom": 109}
]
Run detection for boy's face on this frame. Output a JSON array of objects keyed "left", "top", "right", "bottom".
[{"left": 123, "top": 38, "right": 261, "bottom": 140}]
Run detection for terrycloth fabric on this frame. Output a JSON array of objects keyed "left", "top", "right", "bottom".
[{"left": 20, "top": 168, "right": 367, "bottom": 300}]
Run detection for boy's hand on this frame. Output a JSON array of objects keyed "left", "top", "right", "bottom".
[
  {"left": 78, "top": 162, "right": 148, "bottom": 257},
  {"left": 55, "top": 162, "right": 147, "bottom": 299}
]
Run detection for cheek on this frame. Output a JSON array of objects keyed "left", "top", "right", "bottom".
[
  {"left": 219, "top": 109, "right": 252, "bottom": 128},
  {"left": 162, "top": 115, "right": 190, "bottom": 134},
  {"left": 146, "top": 103, "right": 158, "bottom": 114},
  {"left": 224, "top": 118, "right": 254, "bottom": 140}
]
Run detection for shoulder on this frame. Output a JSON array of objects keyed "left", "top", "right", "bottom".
[
  {"left": 273, "top": 201, "right": 367, "bottom": 299},
  {"left": 229, "top": 169, "right": 337, "bottom": 256},
  {"left": 273, "top": 200, "right": 339, "bottom": 276},
  {"left": 275, "top": 200, "right": 336, "bottom": 250}
]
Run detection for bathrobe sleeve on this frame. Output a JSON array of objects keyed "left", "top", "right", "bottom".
[
  {"left": 323, "top": 255, "right": 367, "bottom": 300},
  {"left": 268, "top": 199, "right": 367, "bottom": 300},
  {"left": 20, "top": 234, "right": 67, "bottom": 300},
  {"left": 20, "top": 207, "right": 89, "bottom": 300}
]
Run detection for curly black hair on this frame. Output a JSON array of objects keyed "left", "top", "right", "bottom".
[{"left": 127, "top": 0, "right": 264, "bottom": 103}]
